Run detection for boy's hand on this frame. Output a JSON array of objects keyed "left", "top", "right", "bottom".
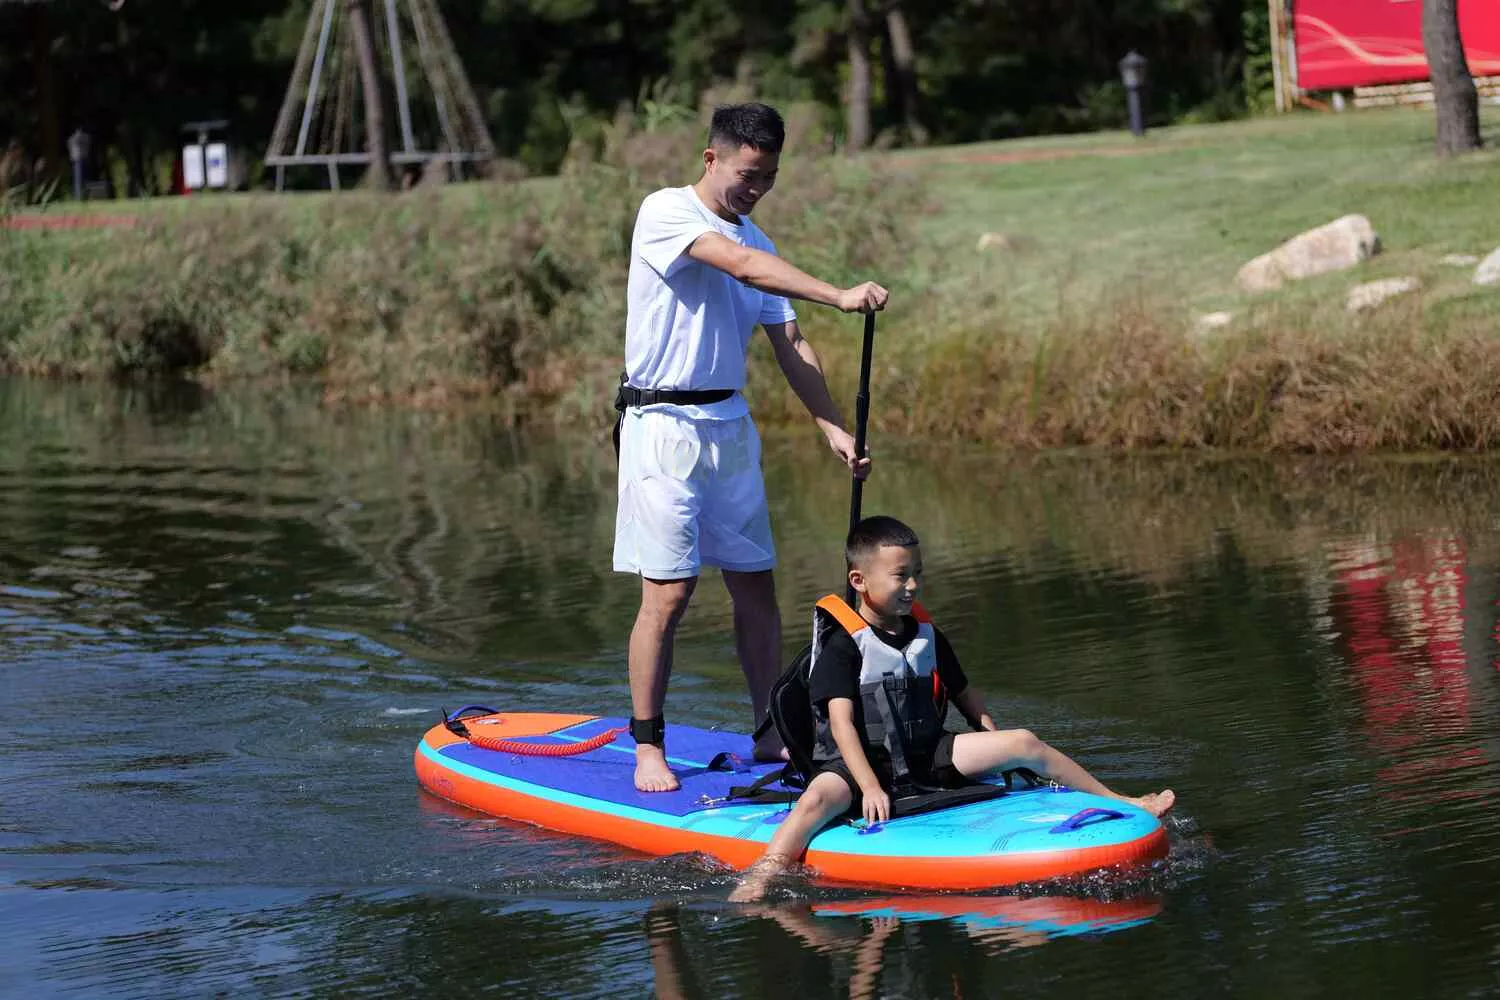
[
  {"left": 824, "top": 425, "right": 872, "bottom": 479},
  {"left": 836, "top": 282, "right": 889, "bottom": 314},
  {"left": 861, "top": 785, "right": 891, "bottom": 826}
]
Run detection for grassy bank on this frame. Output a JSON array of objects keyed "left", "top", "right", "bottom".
[{"left": 5, "top": 107, "right": 1500, "bottom": 451}]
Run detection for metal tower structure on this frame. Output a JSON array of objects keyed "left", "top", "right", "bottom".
[{"left": 265, "top": 0, "right": 495, "bottom": 190}]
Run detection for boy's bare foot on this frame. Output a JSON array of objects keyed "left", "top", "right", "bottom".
[
  {"left": 729, "top": 856, "right": 789, "bottom": 903},
  {"left": 1133, "top": 789, "right": 1176, "bottom": 817},
  {"left": 727, "top": 875, "right": 769, "bottom": 904},
  {"left": 634, "top": 745, "right": 680, "bottom": 792}
]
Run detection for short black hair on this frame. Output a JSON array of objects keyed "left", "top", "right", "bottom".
[
  {"left": 846, "top": 515, "right": 920, "bottom": 569},
  {"left": 708, "top": 103, "right": 785, "bottom": 154}
]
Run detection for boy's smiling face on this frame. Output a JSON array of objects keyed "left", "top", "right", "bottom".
[{"left": 850, "top": 542, "right": 923, "bottom": 625}]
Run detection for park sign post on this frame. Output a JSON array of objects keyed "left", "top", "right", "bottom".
[{"left": 182, "top": 121, "right": 231, "bottom": 192}]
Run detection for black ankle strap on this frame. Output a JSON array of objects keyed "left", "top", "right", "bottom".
[{"left": 630, "top": 715, "right": 666, "bottom": 747}]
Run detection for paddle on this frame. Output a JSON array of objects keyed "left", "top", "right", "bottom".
[{"left": 846, "top": 311, "right": 876, "bottom": 606}]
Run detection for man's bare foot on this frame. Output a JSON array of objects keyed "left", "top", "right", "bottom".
[
  {"left": 752, "top": 731, "right": 790, "bottom": 764},
  {"left": 634, "top": 745, "right": 680, "bottom": 793},
  {"left": 1133, "top": 789, "right": 1176, "bottom": 817}
]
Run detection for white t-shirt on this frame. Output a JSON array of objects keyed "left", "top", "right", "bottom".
[{"left": 624, "top": 185, "right": 798, "bottom": 421}]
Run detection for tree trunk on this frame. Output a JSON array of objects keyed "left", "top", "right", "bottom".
[
  {"left": 346, "top": 0, "right": 394, "bottom": 190},
  {"left": 845, "top": 0, "right": 872, "bottom": 153},
  {"left": 1422, "top": 0, "right": 1482, "bottom": 155},
  {"left": 115, "top": 13, "right": 148, "bottom": 196},
  {"left": 28, "top": 5, "right": 62, "bottom": 188},
  {"left": 885, "top": 3, "right": 928, "bottom": 145},
  {"left": 124, "top": 126, "right": 151, "bottom": 197}
]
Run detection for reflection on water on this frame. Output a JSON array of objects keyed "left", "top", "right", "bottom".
[
  {"left": 3, "top": 377, "right": 1500, "bottom": 997},
  {"left": 647, "top": 893, "right": 1166, "bottom": 1000}
]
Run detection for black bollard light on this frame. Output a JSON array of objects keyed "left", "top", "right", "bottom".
[
  {"left": 1119, "top": 50, "right": 1148, "bottom": 137},
  {"left": 67, "top": 128, "right": 91, "bottom": 200}
]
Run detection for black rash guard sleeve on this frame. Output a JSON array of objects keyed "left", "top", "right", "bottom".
[
  {"left": 933, "top": 626, "right": 968, "bottom": 699},
  {"left": 807, "top": 629, "right": 861, "bottom": 708},
  {"left": 934, "top": 626, "right": 988, "bottom": 729}
]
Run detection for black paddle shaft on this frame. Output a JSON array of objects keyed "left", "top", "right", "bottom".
[{"left": 845, "top": 311, "right": 876, "bottom": 605}]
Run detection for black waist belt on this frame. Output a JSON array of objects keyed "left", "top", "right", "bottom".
[
  {"left": 611, "top": 373, "right": 736, "bottom": 456},
  {"left": 615, "top": 380, "right": 736, "bottom": 410}
]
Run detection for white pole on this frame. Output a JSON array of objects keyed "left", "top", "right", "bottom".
[
  {"left": 296, "top": 0, "right": 338, "bottom": 157},
  {"left": 385, "top": 0, "right": 417, "bottom": 154},
  {"left": 1268, "top": 0, "right": 1287, "bottom": 113},
  {"left": 1283, "top": 0, "right": 1300, "bottom": 109},
  {"left": 410, "top": 0, "right": 458, "bottom": 160}
]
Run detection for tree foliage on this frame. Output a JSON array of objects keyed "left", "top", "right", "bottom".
[{"left": 0, "top": 0, "right": 1259, "bottom": 193}]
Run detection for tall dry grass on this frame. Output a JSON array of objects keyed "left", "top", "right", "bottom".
[
  {"left": 6, "top": 108, "right": 1500, "bottom": 452},
  {"left": 0, "top": 109, "right": 920, "bottom": 413},
  {"left": 743, "top": 289, "right": 1500, "bottom": 453}
]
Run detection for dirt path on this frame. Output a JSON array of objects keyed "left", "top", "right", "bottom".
[{"left": 2, "top": 215, "right": 137, "bottom": 231}]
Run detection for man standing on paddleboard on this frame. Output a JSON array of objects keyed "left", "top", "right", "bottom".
[{"left": 614, "top": 102, "right": 888, "bottom": 792}]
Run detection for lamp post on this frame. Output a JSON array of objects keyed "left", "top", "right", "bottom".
[
  {"left": 67, "top": 128, "right": 91, "bottom": 200},
  {"left": 1119, "top": 50, "right": 1148, "bottom": 137}
]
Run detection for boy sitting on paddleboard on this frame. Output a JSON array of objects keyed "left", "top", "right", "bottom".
[{"left": 730, "top": 515, "right": 1175, "bottom": 902}]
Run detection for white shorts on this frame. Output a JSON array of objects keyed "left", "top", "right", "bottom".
[{"left": 613, "top": 408, "right": 776, "bottom": 579}]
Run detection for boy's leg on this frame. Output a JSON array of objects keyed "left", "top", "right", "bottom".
[
  {"left": 629, "top": 576, "right": 697, "bottom": 792},
  {"left": 729, "top": 772, "right": 853, "bottom": 903},
  {"left": 949, "top": 729, "right": 1175, "bottom": 817},
  {"left": 721, "top": 569, "right": 783, "bottom": 761}
]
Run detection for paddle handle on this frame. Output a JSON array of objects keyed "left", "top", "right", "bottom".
[{"left": 845, "top": 312, "right": 876, "bottom": 606}]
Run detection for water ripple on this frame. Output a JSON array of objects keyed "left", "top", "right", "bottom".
[{"left": 6, "top": 380, "right": 1500, "bottom": 997}]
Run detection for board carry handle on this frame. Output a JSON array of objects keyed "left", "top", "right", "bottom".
[
  {"left": 446, "top": 705, "right": 500, "bottom": 722},
  {"left": 1048, "top": 807, "right": 1127, "bottom": 834}
]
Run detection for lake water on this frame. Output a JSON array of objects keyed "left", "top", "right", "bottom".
[{"left": 3, "top": 377, "right": 1499, "bottom": 998}]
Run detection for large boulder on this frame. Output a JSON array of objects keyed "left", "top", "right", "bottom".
[
  {"left": 1193, "top": 311, "right": 1233, "bottom": 333},
  {"left": 1237, "top": 214, "right": 1381, "bottom": 293},
  {"left": 1346, "top": 277, "right": 1419, "bottom": 313}
]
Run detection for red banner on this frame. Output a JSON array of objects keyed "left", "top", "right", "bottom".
[{"left": 1294, "top": 0, "right": 1500, "bottom": 90}]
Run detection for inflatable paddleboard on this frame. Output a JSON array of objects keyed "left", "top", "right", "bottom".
[{"left": 414, "top": 711, "right": 1168, "bottom": 891}]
